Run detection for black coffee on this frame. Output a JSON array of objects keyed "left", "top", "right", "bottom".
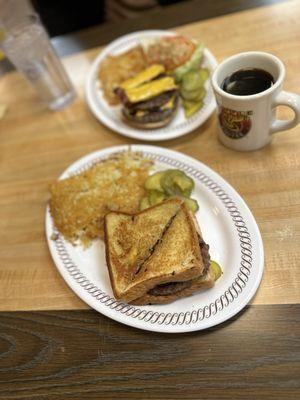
[{"left": 222, "top": 68, "right": 274, "bottom": 96}]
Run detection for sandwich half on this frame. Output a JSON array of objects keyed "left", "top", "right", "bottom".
[
  {"left": 132, "top": 212, "right": 214, "bottom": 305},
  {"left": 104, "top": 198, "right": 215, "bottom": 305}
]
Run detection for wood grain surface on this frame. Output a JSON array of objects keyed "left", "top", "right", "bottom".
[
  {"left": 0, "top": 1, "right": 300, "bottom": 311},
  {"left": 0, "top": 305, "right": 299, "bottom": 400}
]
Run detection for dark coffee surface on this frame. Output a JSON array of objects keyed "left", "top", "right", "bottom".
[{"left": 222, "top": 68, "right": 274, "bottom": 95}]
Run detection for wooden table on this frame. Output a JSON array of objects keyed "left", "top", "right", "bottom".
[{"left": 0, "top": 1, "right": 299, "bottom": 399}]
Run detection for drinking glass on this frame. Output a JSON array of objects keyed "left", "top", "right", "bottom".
[{"left": 0, "top": 13, "right": 76, "bottom": 110}]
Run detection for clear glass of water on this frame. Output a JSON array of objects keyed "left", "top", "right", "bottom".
[{"left": 0, "top": 14, "right": 76, "bottom": 110}]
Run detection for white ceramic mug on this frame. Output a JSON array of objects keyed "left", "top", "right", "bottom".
[{"left": 212, "top": 51, "right": 300, "bottom": 151}]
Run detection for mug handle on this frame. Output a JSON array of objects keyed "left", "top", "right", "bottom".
[{"left": 270, "top": 90, "right": 300, "bottom": 133}]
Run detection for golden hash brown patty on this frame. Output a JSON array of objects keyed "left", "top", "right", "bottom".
[
  {"left": 98, "top": 46, "right": 147, "bottom": 105},
  {"left": 49, "top": 151, "right": 152, "bottom": 246}
]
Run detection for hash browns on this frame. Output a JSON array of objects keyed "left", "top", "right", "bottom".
[
  {"left": 98, "top": 46, "right": 147, "bottom": 105},
  {"left": 50, "top": 151, "right": 152, "bottom": 247}
]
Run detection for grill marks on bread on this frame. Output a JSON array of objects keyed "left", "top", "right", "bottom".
[
  {"left": 104, "top": 199, "right": 183, "bottom": 298},
  {"left": 134, "top": 209, "right": 179, "bottom": 276}
]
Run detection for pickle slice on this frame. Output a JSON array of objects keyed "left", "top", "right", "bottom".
[
  {"left": 144, "top": 171, "right": 165, "bottom": 192},
  {"left": 140, "top": 197, "right": 151, "bottom": 211},
  {"left": 148, "top": 190, "right": 166, "bottom": 206},
  {"left": 193, "top": 87, "right": 206, "bottom": 102},
  {"left": 174, "top": 43, "right": 204, "bottom": 82},
  {"left": 183, "top": 100, "right": 204, "bottom": 118},
  {"left": 161, "top": 169, "right": 194, "bottom": 197},
  {"left": 180, "top": 86, "right": 204, "bottom": 101},
  {"left": 210, "top": 260, "right": 222, "bottom": 281},
  {"left": 182, "top": 70, "right": 203, "bottom": 91},
  {"left": 182, "top": 69, "right": 208, "bottom": 91},
  {"left": 198, "top": 68, "right": 209, "bottom": 83},
  {"left": 184, "top": 198, "right": 199, "bottom": 213}
]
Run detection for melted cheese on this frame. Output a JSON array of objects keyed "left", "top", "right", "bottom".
[
  {"left": 125, "top": 77, "right": 177, "bottom": 103},
  {"left": 161, "top": 95, "right": 175, "bottom": 110},
  {"left": 120, "top": 64, "right": 165, "bottom": 90},
  {"left": 136, "top": 110, "right": 147, "bottom": 117}
]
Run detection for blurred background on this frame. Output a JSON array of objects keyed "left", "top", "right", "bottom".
[
  {"left": 1, "top": 0, "right": 283, "bottom": 38},
  {"left": 0, "top": 0, "right": 285, "bottom": 66},
  {"left": 32, "top": 0, "right": 183, "bottom": 37},
  {"left": 0, "top": 0, "right": 194, "bottom": 37}
]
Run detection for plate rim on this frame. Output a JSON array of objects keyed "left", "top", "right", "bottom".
[
  {"left": 46, "top": 145, "right": 264, "bottom": 333},
  {"left": 85, "top": 29, "right": 217, "bottom": 141}
]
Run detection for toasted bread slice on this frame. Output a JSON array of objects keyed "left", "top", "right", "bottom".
[
  {"left": 131, "top": 264, "right": 215, "bottom": 305},
  {"left": 105, "top": 198, "right": 182, "bottom": 301},
  {"left": 133, "top": 211, "right": 215, "bottom": 305},
  {"left": 104, "top": 200, "right": 205, "bottom": 303}
]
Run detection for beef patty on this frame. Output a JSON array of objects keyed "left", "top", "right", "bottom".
[
  {"left": 128, "top": 90, "right": 176, "bottom": 111},
  {"left": 148, "top": 280, "right": 192, "bottom": 296}
]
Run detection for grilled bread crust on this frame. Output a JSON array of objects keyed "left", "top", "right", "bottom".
[
  {"left": 104, "top": 199, "right": 205, "bottom": 303},
  {"left": 104, "top": 198, "right": 182, "bottom": 301}
]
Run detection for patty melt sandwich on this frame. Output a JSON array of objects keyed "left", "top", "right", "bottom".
[{"left": 104, "top": 198, "right": 217, "bottom": 305}]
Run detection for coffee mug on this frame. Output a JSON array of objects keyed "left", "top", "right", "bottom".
[{"left": 211, "top": 51, "right": 300, "bottom": 151}]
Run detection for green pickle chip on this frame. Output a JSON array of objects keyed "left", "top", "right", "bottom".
[
  {"left": 148, "top": 190, "right": 166, "bottom": 206},
  {"left": 184, "top": 101, "right": 204, "bottom": 118},
  {"left": 161, "top": 169, "right": 194, "bottom": 197},
  {"left": 140, "top": 197, "right": 151, "bottom": 211},
  {"left": 181, "top": 86, "right": 204, "bottom": 101},
  {"left": 143, "top": 169, "right": 199, "bottom": 213},
  {"left": 144, "top": 171, "right": 165, "bottom": 192},
  {"left": 198, "top": 68, "right": 209, "bottom": 83},
  {"left": 181, "top": 69, "right": 209, "bottom": 91},
  {"left": 210, "top": 260, "right": 223, "bottom": 281},
  {"left": 182, "top": 70, "right": 204, "bottom": 91},
  {"left": 184, "top": 198, "right": 199, "bottom": 213}
]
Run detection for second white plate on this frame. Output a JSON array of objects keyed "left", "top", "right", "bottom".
[
  {"left": 46, "top": 145, "right": 264, "bottom": 333},
  {"left": 85, "top": 30, "right": 217, "bottom": 141}
]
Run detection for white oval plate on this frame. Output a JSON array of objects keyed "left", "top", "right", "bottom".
[
  {"left": 85, "top": 30, "right": 217, "bottom": 141},
  {"left": 46, "top": 145, "right": 264, "bottom": 333}
]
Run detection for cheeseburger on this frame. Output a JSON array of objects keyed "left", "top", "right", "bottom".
[{"left": 115, "top": 64, "right": 179, "bottom": 129}]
